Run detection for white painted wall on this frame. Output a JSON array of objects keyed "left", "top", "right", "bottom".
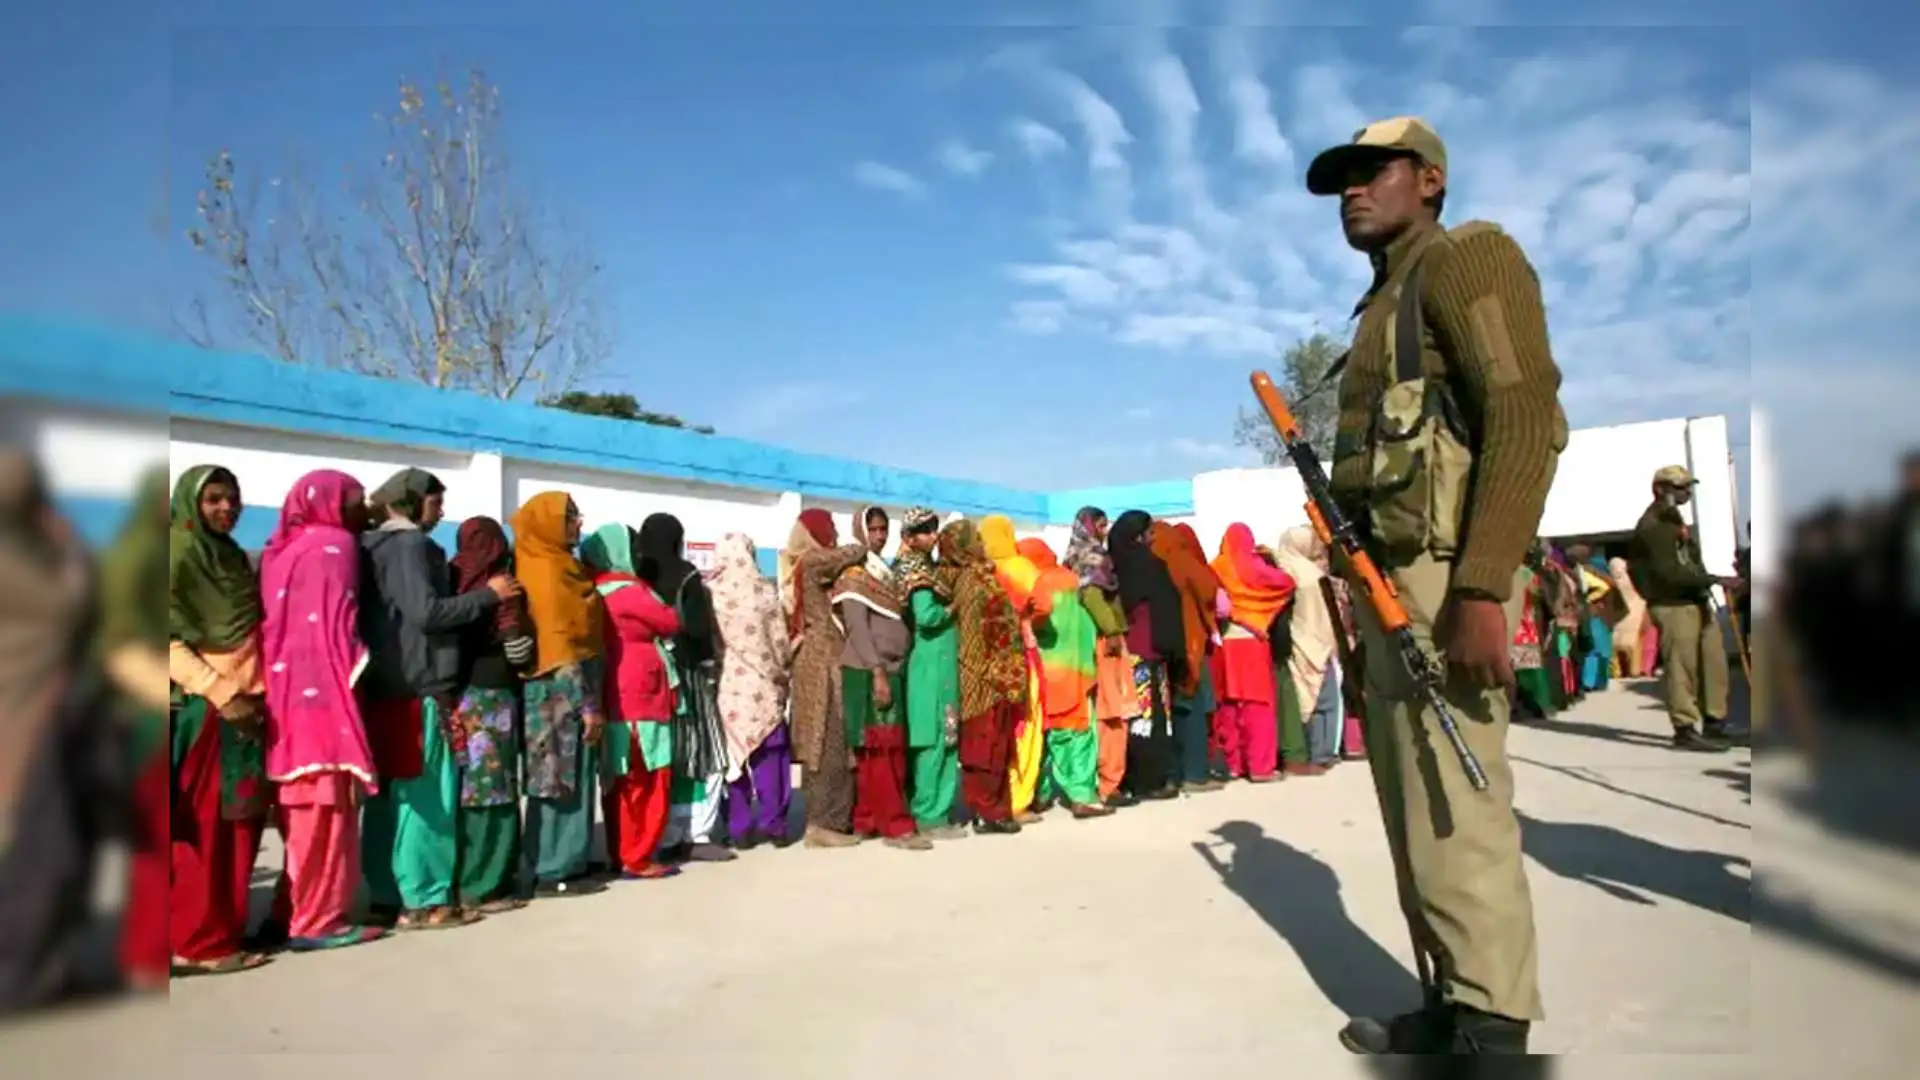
[
  {"left": 1190, "top": 416, "right": 1742, "bottom": 573},
  {"left": 169, "top": 418, "right": 480, "bottom": 520},
  {"left": 513, "top": 458, "right": 794, "bottom": 554}
]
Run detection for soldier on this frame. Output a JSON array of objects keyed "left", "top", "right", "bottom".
[
  {"left": 1628, "top": 465, "right": 1741, "bottom": 751},
  {"left": 1305, "top": 117, "right": 1567, "bottom": 1054}
]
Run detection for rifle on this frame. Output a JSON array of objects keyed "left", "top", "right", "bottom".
[{"left": 1248, "top": 371, "right": 1490, "bottom": 793}]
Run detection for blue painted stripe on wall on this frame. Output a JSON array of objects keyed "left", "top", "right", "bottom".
[
  {"left": 7, "top": 317, "right": 1204, "bottom": 527},
  {"left": 2, "top": 317, "right": 1050, "bottom": 521},
  {"left": 63, "top": 493, "right": 785, "bottom": 577}
]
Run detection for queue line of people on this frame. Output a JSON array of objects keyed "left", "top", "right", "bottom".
[{"left": 113, "top": 463, "right": 1368, "bottom": 981}]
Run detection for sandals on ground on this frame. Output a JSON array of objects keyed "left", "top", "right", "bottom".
[
  {"left": 286, "top": 925, "right": 388, "bottom": 952},
  {"left": 171, "top": 951, "right": 272, "bottom": 976},
  {"left": 618, "top": 863, "right": 681, "bottom": 880},
  {"left": 396, "top": 906, "right": 482, "bottom": 931}
]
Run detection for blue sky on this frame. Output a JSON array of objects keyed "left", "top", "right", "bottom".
[{"left": 2, "top": 0, "right": 1915, "bottom": 517}]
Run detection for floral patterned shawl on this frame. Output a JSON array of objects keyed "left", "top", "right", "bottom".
[{"left": 936, "top": 519, "right": 1026, "bottom": 717}]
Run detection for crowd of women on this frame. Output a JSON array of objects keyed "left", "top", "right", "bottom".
[
  {"left": 1, "top": 442, "right": 1730, "bottom": 1007},
  {"left": 1510, "top": 541, "right": 1663, "bottom": 721},
  {"left": 71, "top": 461, "right": 1375, "bottom": 983}
]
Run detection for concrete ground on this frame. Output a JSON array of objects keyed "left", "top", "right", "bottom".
[{"left": 12, "top": 680, "right": 1865, "bottom": 1079}]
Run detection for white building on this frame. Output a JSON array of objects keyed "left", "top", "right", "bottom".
[{"left": 0, "top": 317, "right": 1742, "bottom": 576}]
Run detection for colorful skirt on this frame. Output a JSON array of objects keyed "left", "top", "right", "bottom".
[
  {"left": 523, "top": 660, "right": 598, "bottom": 801},
  {"left": 454, "top": 685, "right": 520, "bottom": 808}
]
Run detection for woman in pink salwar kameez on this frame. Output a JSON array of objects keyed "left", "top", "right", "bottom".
[{"left": 259, "top": 470, "right": 386, "bottom": 952}]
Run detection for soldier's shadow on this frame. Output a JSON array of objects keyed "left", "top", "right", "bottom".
[{"left": 1195, "top": 820, "right": 1419, "bottom": 1022}]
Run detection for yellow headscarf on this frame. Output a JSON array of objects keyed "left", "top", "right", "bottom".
[
  {"left": 509, "top": 491, "right": 604, "bottom": 676},
  {"left": 978, "top": 514, "right": 1039, "bottom": 612}
]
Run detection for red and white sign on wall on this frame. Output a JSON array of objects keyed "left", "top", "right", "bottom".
[{"left": 685, "top": 541, "right": 716, "bottom": 576}]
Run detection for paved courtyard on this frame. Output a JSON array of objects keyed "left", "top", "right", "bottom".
[{"left": 4, "top": 682, "right": 1814, "bottom": 1078}]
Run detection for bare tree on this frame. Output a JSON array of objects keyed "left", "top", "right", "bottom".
[
  {"left": 1233, "top": 331, "right": 1347, "bottom": 466},
  {"left": 183, "top": 70, "right": 607, "bottom": 400}
]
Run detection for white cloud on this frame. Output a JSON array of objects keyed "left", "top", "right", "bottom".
[
  {"left": 851, "top": 160, "right": 928, "bottom": 199},
  {"left": 859, "top": 30, "right": 1916, "bottom": 506},
  {"left": 1040, "top": 68, "right": 1134, "bottom": 218},
  {"left": 1210, "top": 25, "right": 1292, "bottom": 168},
  {"left": 936, "top": 137, "right": 994, "bottom": 177},
  {"left": 977, "top": 32, "right": 1769, "bottom": 461},
  {"left": 1008, "top": 116, "right": 1068, "bottom": 159}
]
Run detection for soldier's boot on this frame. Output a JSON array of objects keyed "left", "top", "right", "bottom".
[
  {"left": 1448, "top": 1004, "right": 1531, "bottom": 1053},
  {"left": 1338, "top": 1006, "right": 1454, "bottom": 1054}
]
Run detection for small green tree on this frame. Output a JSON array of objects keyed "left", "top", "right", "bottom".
[
  {"left": 1233, "top": 331, "right": 1346, "bottom": 465},
  {"left": 543, "top": 390, "right": 714, "bottom": 435}
]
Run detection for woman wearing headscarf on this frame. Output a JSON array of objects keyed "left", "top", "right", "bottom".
[
  {"left": 833, "top": 506, "right": 927, "bottom": 850},
  {"left": 509, "top": 492, "right": 607, "bottom": 897},
  {"left": 978, "top": 514, "right": 1049, "bottom": 822},
  {"left": 1147, "top": 521, "right": 1225, "bottom": 791},
  {"left": 1569, "top": 546, "right": 1616, "bottom": 693},
  {"left": 1512, "top": 544, "right": 1555, "bottom": 720},
  {"left": 260, "top": 469, "right": 387, "bottom": 951},
  {"left": 1609, "top": 555, "right": 1648, "bottom": 678},
  {"left": 1209, "top": 523, "right": 1294, "bottom": 782},
  {"left": 358, "top": 468, "right": 512, "bottom": 930},
  {"left": 1324, "top": 575, "right": 1369, "bottom": 760},
  {"left": 1064, "top": 507, "right": 1136, "bottom": 807},
  {"left": 447, "top": 516, "right": 537, "bottom": 906},
  {"left": 633, "top": 512, "right": 733, "bottom": 863},
  {"left": 893, "top": 508, "right": 963, "bottom": 837},
  {"left": 579, "top": 523, "right": 682, "bottom": 878},
  {"left": 1, "top": 452, "right": 115, "bottom": 1008},
  {"left": 104, "top": 470, "right": 174, "bottom": 990},
  {"left": 1018, "top": 537, "right": 1112, "bottom": 818},
  {"left": 164, "top": 464, "right": 275, "bottom": 971},
  {"left": 936, "top": 519, "right": 1026, "bottom": 835},
  {"left": 1107, "top": 510, "right": 1182, "bottom": 801},
  {"left": 1543, "top": 547, "right": 1583, "bottom": 707},
  {"left": 779, "top": 509, "right": 870, "bottom": 848},
  {"left": 708, "top": 533, "right": 796, "bottom": 849},
  {"left": 1272, "top": 527, "right": 1335, "bottom": 776}
]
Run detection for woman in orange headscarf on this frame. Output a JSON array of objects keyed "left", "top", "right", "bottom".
[
  {"left": 1210, "top": 523, "right": 1295, "bottom": 781},
  {"left": 1017, "top": 537, "right": 1111, "bottom": 818},
  {"left": 1148, "top": 521, "right": 1226, "bottom": 791},
  {"left": 509, "top": 491, "right": 607, "bottom": 898}
]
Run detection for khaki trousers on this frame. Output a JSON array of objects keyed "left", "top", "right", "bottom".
[
  {"left": 1648, "top": 601, "right": 1731, "bottom": 731},
  {"left": 1353, "top": 550, "right": 1544, "bottom": 1022}
]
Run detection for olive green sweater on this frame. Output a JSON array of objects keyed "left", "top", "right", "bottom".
[
  {"left": 1330, "top": 220, "right": 1567, "bottom": 601},
  {"left": 1628, "top": 502, "right": 1716, "bottom": 605}
]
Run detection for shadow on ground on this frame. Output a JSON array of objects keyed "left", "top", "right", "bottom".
[
  {"left": 1195, "top": 820, "right": 1419, "bottom": 1022},
  {"left": 1518, "top": 712, "right": 1673, "bottom": 749},
  {"left": 1752, "top": 887, "right": 1920, "bottom": 988},
  {"left": 1517, "top": 811, "right": 1750, "bottom": 922},
  {"left": 1703, "top": 762, "right": 1751, "bottom": 803},
  {"left": 1512, "top": 755, "right": 1749, "bottom": 831},
  {"left": 1782, "top": 724, "right": 1920, "bottom": 856}
]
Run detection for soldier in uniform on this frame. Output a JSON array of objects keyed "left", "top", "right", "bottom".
[
  {"left": 1305, "top": 117, "right": 1567, "bottom": 1054},
  {"left": 1627, "top": 465, "right": 1741, "bottom": 750}
]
